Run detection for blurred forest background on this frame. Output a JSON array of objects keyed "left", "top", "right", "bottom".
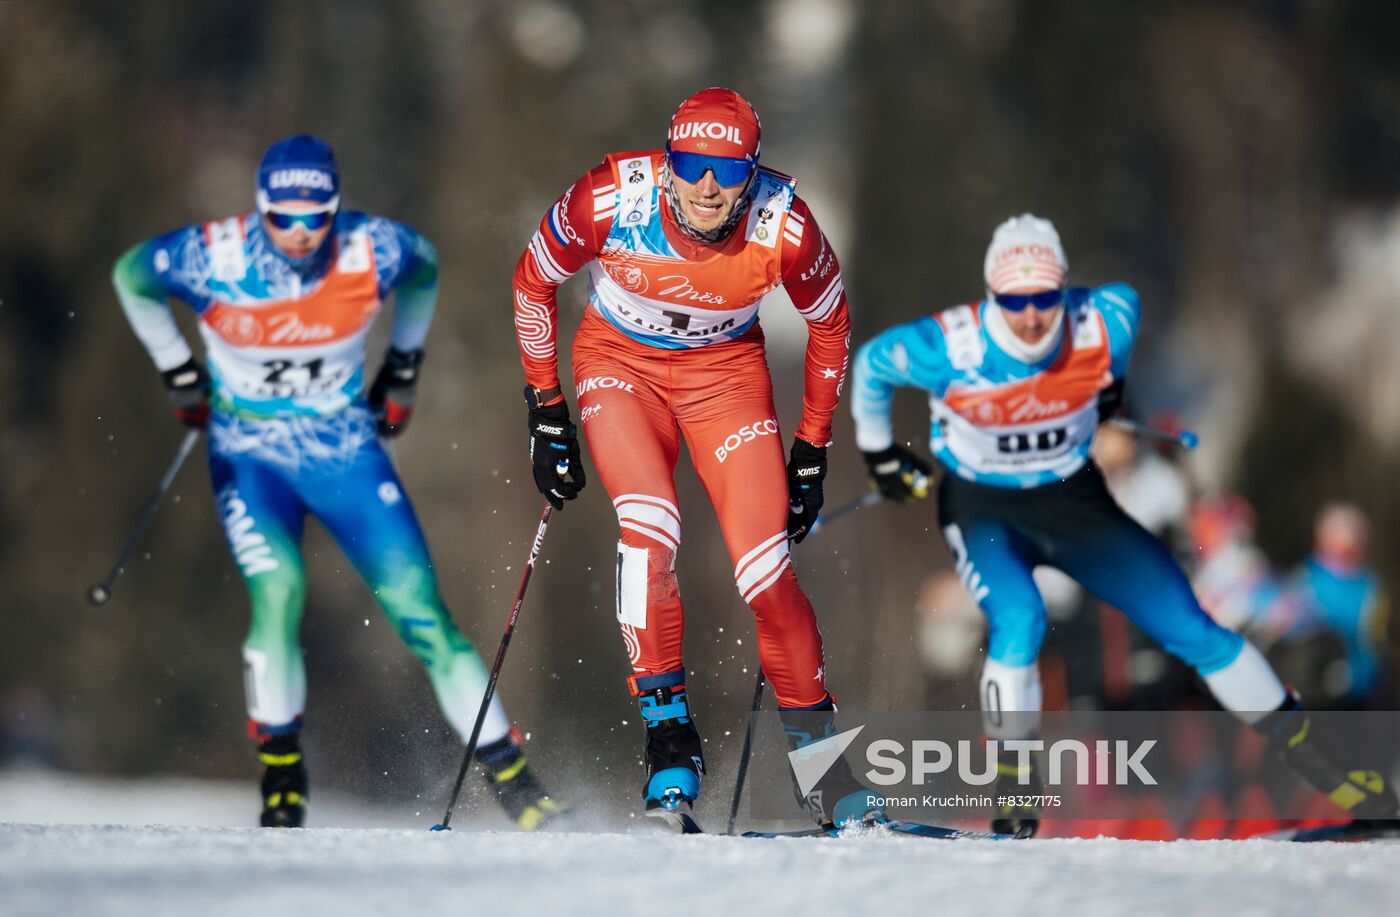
[{"left": 2, "top": 0, "right": 1399, "bottom": 822}]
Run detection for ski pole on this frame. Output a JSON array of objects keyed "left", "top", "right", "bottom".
[
  {"left": 724, "top": 668, "right": 767, "bottom": 835},
  {"left": 1109, "top": 417, "right": 1199, "bottom": 451},
  {"left": 802, "top": 489, "right": 884, "bottom": 539},
  {"left": 86, "top": 429, "right": 202, "bottom": 606},
  {"left": 728, "top": 488, "right": 885, "bottom": 831},
  {"left": 431, "top": 500, "right": 556, "bottom": 832}
]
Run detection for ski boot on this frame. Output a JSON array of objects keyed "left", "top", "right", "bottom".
[
  {"left": 634, "top": 671, "right": 705, "bottom": 833},
  {"left": 257, "top": 733, "right": 308, "bottom": 828},
  {"left": 780, "top": 701, "right": 885, "bottom": 831},
  {"left": 1256, "top": 693, "right": 1400, "bottom": 822},
  {"left": 477, "top": 727, "right": 569, "bottom": 831},
  {"left": 990, "top": 747, "right": 1041, "bottom": 838}
]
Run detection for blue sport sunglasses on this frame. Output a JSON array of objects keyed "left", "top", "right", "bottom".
[
  {"left": 263, "top": 208, "right": 335, "bottom": 232},
  {"left": 665, "top": 143, "right": 757, "bottom": 188},
  {"left": 992, "top": 289, "right": 1065, "bottom": 312}
]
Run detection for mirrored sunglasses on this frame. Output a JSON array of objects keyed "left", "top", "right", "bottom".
[
  {"left": 262, "top": 208, "right": 335, "bottom": 232},
  {"left": 993, "top": 289, "right": 1066, "bottom": 312},
  {"left": 665, "top": 144, "right": 757, "bottom": 187}
]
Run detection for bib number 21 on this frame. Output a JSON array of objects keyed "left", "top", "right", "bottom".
[{"left": 262, "top": 358, "right": 325, "bottom": 385}]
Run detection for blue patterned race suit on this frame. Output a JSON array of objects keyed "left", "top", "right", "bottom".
[{"left": 113, "top": 211, "right": 513, "bottom": 744}]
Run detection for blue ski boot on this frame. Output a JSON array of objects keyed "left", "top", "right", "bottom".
[
  {"left": 634, "top": 670, "right": 705, "bottom": 833},
  {"left": 780, "top": 700, "right": 885, "bottom": 831}
]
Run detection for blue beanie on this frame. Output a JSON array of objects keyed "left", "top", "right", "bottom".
[{"left": 257, "top": 135, "right": 339, "bottom": 206}]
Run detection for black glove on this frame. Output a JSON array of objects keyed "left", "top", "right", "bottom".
[
  {"left": 526, "top": 387, "right": 586, "bottom": 510},
  {"left": 1097, "top": 376, "right": 1126, "bottom": 423},
  {"left": 368, "top": 347, "right": 423, "bottom": 438},
  {"left": 861, "top": 444, "right": 933, "bottom": 502},
  {"left": 161, "top": 357, "right": 210, "bottom": 428},
  {"left": 786, "top": 439, "right": 827, "bottom": 544}
]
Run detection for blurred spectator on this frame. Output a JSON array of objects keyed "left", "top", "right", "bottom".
[
  {"left": 914, "top": 570, "right": 986, "bottom": 707},
  {"left": 1188, "top": 493, "right": 1281, "bottom": 633},
  {"left": 1093, "top": 422, "right": 1191, "bottom": 542},
  {"left": 1259, "top": 502, "right": 1391, "bottom": 708}
]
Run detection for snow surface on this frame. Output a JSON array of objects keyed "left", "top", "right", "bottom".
[{"left": 3, "top": 769, "right": 1398, "bottom": 917}]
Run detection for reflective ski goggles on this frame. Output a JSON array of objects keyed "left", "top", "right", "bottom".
[
  {"left": 992, "top": 288, "right": 1066, "bottom": 312},
  {"left": 257, "top": 191, "right": 339, "bottom": 232},
  {"left": 665, "top": 144, "right": 757, "bottom": 187}
]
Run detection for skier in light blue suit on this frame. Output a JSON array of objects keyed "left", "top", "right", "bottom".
[{"left": 850, "top": 214, "right": 1398, "bottom": 836}]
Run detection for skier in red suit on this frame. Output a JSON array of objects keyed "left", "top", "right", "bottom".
[{"left": 512, "top": 88, "right": 872, "bottom": 830}]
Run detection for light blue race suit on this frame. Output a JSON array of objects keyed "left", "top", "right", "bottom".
[{"left": 851, "top": 286, "right": 1286, "bottom": 730}]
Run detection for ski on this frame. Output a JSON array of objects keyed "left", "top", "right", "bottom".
[
  {"left": 647, "top": 800, "right": 704, "bottom": 835},
  {"left": 883, "top": 819, "right": 1014, "bottom": 840},
  {"left": 742, "top": 826, "right": 835, "bottom": 839},
  {"left": 1261, "top": 821, "right": 1400, "bottom": 843},
  {"left": 742, "top": 819, "right": 1015, "bottom": 841}
]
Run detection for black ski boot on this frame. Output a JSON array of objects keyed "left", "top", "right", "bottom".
[
  {"left": 258, "top": 733, "right": 307, "bottom": 828},
  {"left": 478, "top": 728, "right": 569, "bottom": 831},
  {"left": 990, "top": 748, "right": 1041, "bottom": 838},
  {"left": 1257, "top": 693, "right": 1400, "bottom": 821},
  {"left": 634, "top": 671, "right": 705, "bottom": 833},
  {"left": 780, "top": 701, "right": 884, "bottom": 830}
]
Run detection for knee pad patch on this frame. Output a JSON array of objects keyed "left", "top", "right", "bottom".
[
  {"left": 1203, "top": 641, "right": 1287, "bottom": 724},
  {"left": 617, "top": 542, "right": 650, "bottom": 631},
  {"left": 981, "top": 658, "right": 1042, "bottom": 740}
]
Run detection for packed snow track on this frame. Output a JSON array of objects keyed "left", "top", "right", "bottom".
[{"left": 5, "top": 819, "right": 1399, "bottom": 917}]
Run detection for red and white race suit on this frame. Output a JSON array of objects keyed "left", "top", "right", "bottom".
[{"left": 512, "top": 150, "right": 850, "bottom": 708}]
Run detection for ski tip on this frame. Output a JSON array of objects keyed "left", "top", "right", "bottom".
[
  {"left": 1283, "top": 822, "right": 1400, "bottom": 843},
  {"left": 645, "top": 800, "right": 704, "bottom": 834},
  {"left": 741, "top": 827, "right": 835, "bottom": 839},
  {"left": 657, "top": 810, "right": 704, "bottom": 835}
]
